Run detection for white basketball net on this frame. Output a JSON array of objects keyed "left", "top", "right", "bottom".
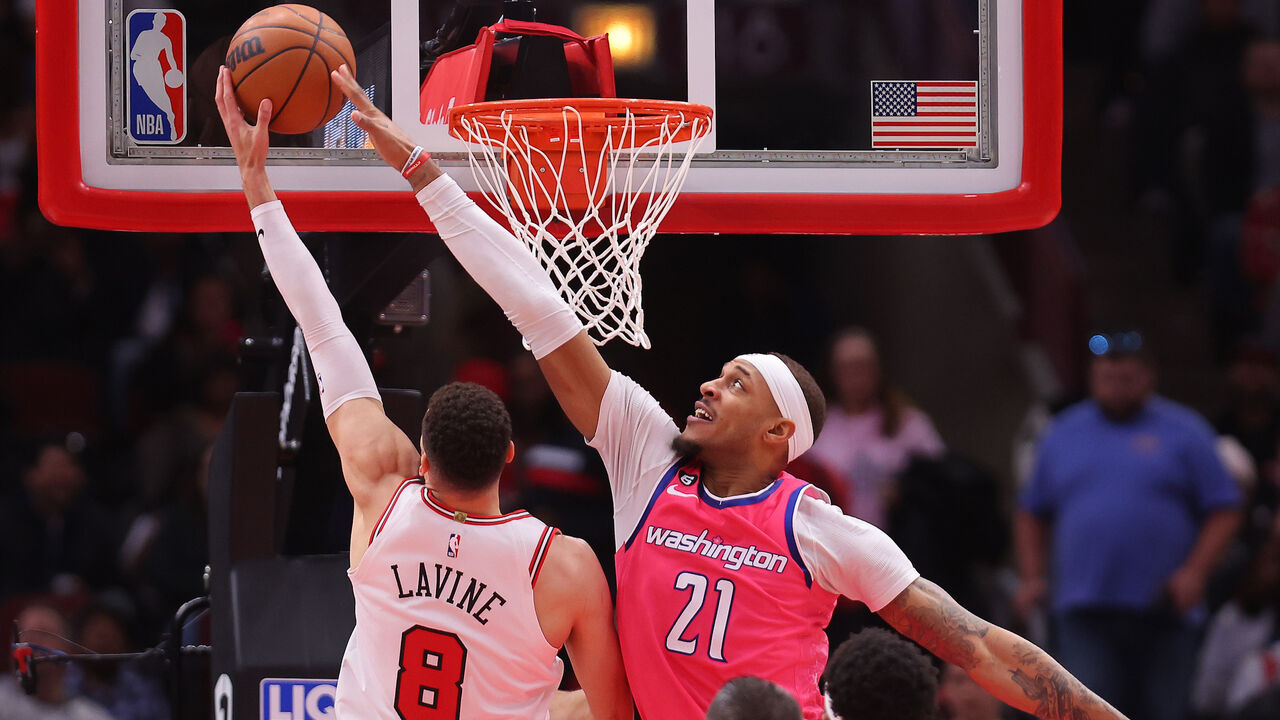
[{"left": 452, "top": 101, "right": 712, "bottom": 348}]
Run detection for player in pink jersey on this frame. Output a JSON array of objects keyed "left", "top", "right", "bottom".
[
  {"left": 215, "top": 68, "right": 632, "bottom": 720},
  {"left": 331, "top": 65, "right": 1127, "bottom": 720}
]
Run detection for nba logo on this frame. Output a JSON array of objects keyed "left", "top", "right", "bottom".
[
  {"left": 447, "top": 533, "right": 461, "bottom": 558},
  {"left": 126, "top": 9, "right": 186, "bottom": 144}
]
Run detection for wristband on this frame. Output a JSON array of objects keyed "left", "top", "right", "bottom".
[{"left": 401, "top": 146, "right": 430, "bottom": 179}]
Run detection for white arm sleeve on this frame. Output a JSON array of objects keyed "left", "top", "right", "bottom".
[
  {"left": 415, "top": 175, "right": 583, "bottom": 359},
  {"left": 793, "top": 492, "right": 920, "bottom": 611},
  {"left": 251, "top": 201, "right": 380, "bottom": 418},
  {"left": 586, "top": 371, "right": 683, "bottom": 549}
]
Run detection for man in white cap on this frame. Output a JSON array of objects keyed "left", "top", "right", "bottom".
[{"left": 328, "top": 66, "right": 1126, "bottom": 720}]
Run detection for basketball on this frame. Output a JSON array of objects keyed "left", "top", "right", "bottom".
[
  {"left": 164, "top": 68, "right": 183, "bottom": 88},
  {"left": 225, "top": 4, "right": 355, "bottom": 135}
]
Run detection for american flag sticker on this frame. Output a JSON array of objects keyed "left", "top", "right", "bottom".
[{"left": 871, "top": 81, "right": 978, "bottom": 149}]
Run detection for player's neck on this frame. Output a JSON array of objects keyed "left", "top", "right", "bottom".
[
  {"left": 700, "top": 460, "right": 780, "bottom": 498},
  {"left": 426, "top": 481, "right": 503, "bottom": 516}
]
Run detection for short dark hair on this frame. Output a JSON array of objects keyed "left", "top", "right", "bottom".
[
  {"left": 706, "top": 676, "right": 802, "bottom": 720},
  {"left": 770, "top": 352, "right": 826, "bottom": 440},
  {"left": 420, "top": 382, "right": 512, "bottom": 491},
  {"left": 823, "top": 628, "right": 938, "bottom": 720}
]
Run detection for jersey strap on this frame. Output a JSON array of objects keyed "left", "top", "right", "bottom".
[
  {"left": 368, "top": 477, "right": 426, "bottom": 544},
  {"left": 783, "top": 484, "right": 815, "bottom": 587},
  {"left": 528, "top": 526, "right": 561, "bottom": 587}
]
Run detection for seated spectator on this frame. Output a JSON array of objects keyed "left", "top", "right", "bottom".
[
  {"left": 808, "top": 328, "right": 944, "bottom": 529},
  {"left": 1202, "top": 38, "right": 1280, "bottom": 345},
  {"left": 65, "top": 600, "right": 169, "bottom": 720},
  {"left": 1216, "top": 342, "right": 1280, "bottom": 480},
  {"left": 1193, "top": 514, "right": 1280, "bottom": 716},
  {"left": 705, "top": 676, "right": 802, "bottom": 720},
  {"left": 0, "top": 440, "right": 118, "bottom": 597},
  {"left": 0, "top": 603, "right": 113, "bottom": 720},
  {"left": 938, "top": 662, "right": 1005, "bottom": 720},
  {"left": 822, "top": 628, "right": 938, "bottom": 720},
  {"left": 1224, "top": 638, "right": 1280, "bottom": 714},
  {"left": 121, "top": 443, "right": 211, "bottom": 636}
]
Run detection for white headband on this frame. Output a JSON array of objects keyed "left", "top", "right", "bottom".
[
  {"left": 823, "top": 690, "right": 843, "bottom": 720},
  {"left": 736, "top": 353, "right": 814, "bottom": 463}
]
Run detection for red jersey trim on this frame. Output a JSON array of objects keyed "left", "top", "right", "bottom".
[
  {"left": 421, "top": 488, "right": 533, "bottom": 525},
  {"left": 368, "top": 477, "right": 426, "bottom": 545},
  {"left": 528, "top": 526, "right": 560, "bottom": 587}
]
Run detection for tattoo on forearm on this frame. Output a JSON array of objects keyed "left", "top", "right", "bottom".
[
  {"left": 1007, "top": 640, "right": 1114, "bottom": 719},
  {"left": 882, "top": 578, "right": 989, "bottom": 669},
  {"left": 883, "top": 581, "right": 1122, "bottom": 719}
]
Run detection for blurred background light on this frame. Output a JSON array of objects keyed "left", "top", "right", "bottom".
[{"left": 574, "top": 4, "right": 657, "bottom": 70}]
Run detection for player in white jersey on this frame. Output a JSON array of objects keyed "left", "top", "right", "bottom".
[{"left": 215, "top": 67, "right": 632, "bottom": 720}]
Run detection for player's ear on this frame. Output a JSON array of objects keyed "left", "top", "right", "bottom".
[
  {"left": 764, "top": 418, "right": 795, "bottom": 445},
  {"left": 419, "top": 448, "right": 430, "bottom": 478},
  {"left": 505, "top": 441, "right": 516, "bottom": 464}
]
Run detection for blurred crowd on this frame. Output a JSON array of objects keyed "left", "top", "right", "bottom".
[{"left": 5, "top": 1, "right": 1280, "bottom": 719}]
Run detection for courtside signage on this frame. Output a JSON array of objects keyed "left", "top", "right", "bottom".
[
  {"left": 259, "top": 678, "right": 337, "bottom": 720},
  {"left": 125, "top": 9, "right": 186, "bottom": 144}
]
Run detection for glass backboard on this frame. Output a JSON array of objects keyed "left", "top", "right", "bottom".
[{"left": 37, "top": 0, "right": 1060, "bottom": 234}]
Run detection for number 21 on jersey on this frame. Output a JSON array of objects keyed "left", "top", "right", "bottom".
[
  {"left": 665, "top": 571, "right": 736, "bottom": 662},
  {"left": 395, "top": 626, "right": 468, "bottom": 719}
]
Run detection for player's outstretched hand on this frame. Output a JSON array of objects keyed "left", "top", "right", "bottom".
[
  {"left": 214, "top": 65, "right": 271, "bottom": 177},
  {"left": 331, "top": 64, "right": 417, "bottom": 172}
]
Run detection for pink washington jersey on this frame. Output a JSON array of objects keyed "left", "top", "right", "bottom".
[
  {"left": 336, "top": 478, "right": 564, "bottom": 720},
  {"left": 615, "top": 459, "right": 838, "bottom": 720}
]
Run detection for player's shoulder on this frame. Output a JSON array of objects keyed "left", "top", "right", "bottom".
[
  {"left": 776, "top": 474, "right": 831, "bottom": 507},
  {"left": 540, "top": 532, "right": 601, "bottom": 580},
  {"left": 793, "top": 489, "right": 881, "bottom": 536},
  {"left": 540, "top": 533, "right": 609, "bottom": 594}
]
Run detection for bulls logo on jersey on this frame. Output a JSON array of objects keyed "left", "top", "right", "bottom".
[
  {"left": 125, "top": 9, "right": 186, "bottom": 144},
  {"left": 448, "top": 533, "right": 461, "bottom": 558}
]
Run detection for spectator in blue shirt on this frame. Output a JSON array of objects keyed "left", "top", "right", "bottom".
[{"left": 1015, "top": 332, "right": 1242, "bottom": 720}]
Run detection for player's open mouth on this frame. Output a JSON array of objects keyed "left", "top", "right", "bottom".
[{"left": 692, "top": 402, "right": 714, "bottom": 422}]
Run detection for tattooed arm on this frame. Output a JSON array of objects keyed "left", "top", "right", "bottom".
[{"left": 877, "top": 578, "right": 1126, "bottom": 720}]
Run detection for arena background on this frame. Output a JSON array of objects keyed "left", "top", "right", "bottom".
[{"left": 3, "top": 1, "right": 1280, "bottom": 719}]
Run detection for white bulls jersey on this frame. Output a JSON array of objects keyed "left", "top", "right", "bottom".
[{"left": 335, "top": 478, "right": 564, "bottom": 719}]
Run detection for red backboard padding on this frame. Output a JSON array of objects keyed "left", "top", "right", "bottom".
[{"left": 37, "top": 0, "right": 1061, "bottom": 235}]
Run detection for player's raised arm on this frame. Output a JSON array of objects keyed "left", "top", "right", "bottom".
[
  {"left": 329, "top": 65, "right": 612, "bottom": 439},
  {"left": 878, "top": 578, "right": 1127, "bottom": 720},
  {"left": 215, "top": 66, "right": 419, "bottom": 563}
]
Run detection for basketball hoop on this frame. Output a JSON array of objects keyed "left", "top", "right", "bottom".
[{"left": 449, "top": 98, "right": 713, "bottom": 349}]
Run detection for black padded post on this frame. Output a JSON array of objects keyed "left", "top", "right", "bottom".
[{"left": 208, "top": 388, "right": 427, "bottom": 720}]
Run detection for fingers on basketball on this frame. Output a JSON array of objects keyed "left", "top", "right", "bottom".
[
  {"left": 214, "top": 67, "right": 239, "bottom": 126},
  {"left": 256, "top": 98, "right": 273, "bottom": 128},
  {"left": 332, "top": 64, "right": 373, "bottom": 113}
]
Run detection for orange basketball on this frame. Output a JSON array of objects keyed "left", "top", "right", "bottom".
[{"left": 225, "top": 4, "right": 355, "bottom": 135}]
